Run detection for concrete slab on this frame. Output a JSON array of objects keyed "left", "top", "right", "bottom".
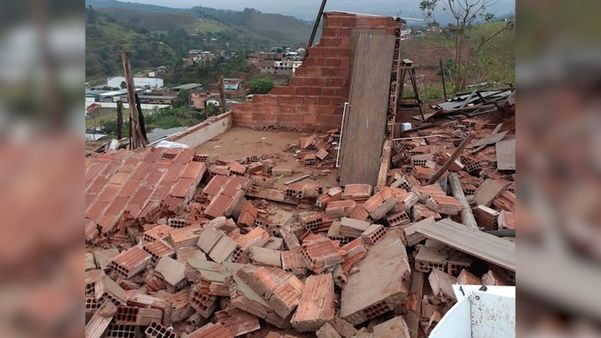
[
  {"left": 155, "top": 256, "right": 186, "bottom": 287},
  {"left": 340, "top": 234, "right": 410, "bottom": 325}
]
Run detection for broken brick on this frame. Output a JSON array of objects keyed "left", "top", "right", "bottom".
[{"left": 291, "top": 274, "right": 336, "bottom": 332}]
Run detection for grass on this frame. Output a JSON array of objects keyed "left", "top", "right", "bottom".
[
  {"left": 193, "top": 18, "right": 229, "bottom": 34},
  {"left": 146, "top": 107, "right": 204, "bottom": 130},
  {"left": 86, "top": 107, "right": 204, "bottom": 138},
  {"left": 413, "top": 20, "right": 515, "bottom": 94}
]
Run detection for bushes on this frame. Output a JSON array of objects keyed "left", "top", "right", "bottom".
[
  {"left": 247, "top": 77, "right": 274, "bottom": 94},
  {"left": 145, "top": 107, "right": 203, "bottom": 129}
]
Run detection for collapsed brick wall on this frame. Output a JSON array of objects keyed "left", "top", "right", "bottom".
[{"left": 231, "top": 12, "right": 402, "bottom": 131}]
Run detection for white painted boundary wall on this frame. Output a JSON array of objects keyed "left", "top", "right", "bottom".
[
  {"left": 166, "top": 112, "right": 231, "bottom": 148},
  {"left": 93, "top": 102, "right": 170, "bottom": 110}
]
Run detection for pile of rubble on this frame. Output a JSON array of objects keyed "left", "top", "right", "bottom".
[
  {"left": 284, "top": 131, "right": 339, "bottom": 169},
  {"left": 85, "top": 112, "right": 515, "bottom": 338}
]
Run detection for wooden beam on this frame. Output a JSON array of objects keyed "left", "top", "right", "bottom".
[
  {"left": 284, "top": 174, "right": 310, "bottom": 185},
  {"left": 448, "top": 173, "right": 478, "bottom": 231},
  {"left": 439, "top": 58, "right": 447, "bottom": 101},
  {"left": 121, "top": 51, "right": 147, "bottom": 149},
  {"left": 116, "top": 100, "right": 123, "bottom": 140},
  {"left": 426, "top": 134, "right": 474, "bottom": 185},
  {"left": 218, "top": 75, "right": 226, "bottom": 115},
  {"left": 307, "top": 0, "right": 328, "bottom": 51},
  {"left": 377, "top": 139, "right": 392, "bottom": 188},
  {"left": 406, "top": 271, "right": 425, "bottom": 338}
]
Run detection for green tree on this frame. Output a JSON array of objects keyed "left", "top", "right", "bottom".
[
  {"left": 205, "top": 103, "right": 219, "bottom": 117},
  {"left": 419, "top": 0, "right": 501, "bottom": 90},
  {"left": 172, "top": 89, "right": 190, "bottom": 108},
  {"left": 247, "top": 77, "right": 274, "bottom": 94}
]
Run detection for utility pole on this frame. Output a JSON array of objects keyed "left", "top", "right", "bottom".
[{"left": 121, "top": 51, "right": 147, "bottom": 149}]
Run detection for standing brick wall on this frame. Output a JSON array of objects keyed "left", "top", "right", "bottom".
[{"left": 231, "top": 12, "right": 402, "bottom": 131}]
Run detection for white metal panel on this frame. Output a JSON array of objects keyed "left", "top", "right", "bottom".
[
  {"left": 429, "top": 297, "right": 471, "bottom": 338},
  {"left": 470, "top": 292, "right": 515, "bottom": 338}
]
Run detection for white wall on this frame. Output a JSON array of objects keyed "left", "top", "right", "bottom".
[
  {"left": 167, "top": 112, "right": 231, "bottom": 148},
  {"left": 107, "top": 76, "right": 164, "bottom": 89},
  {"left": 87, "top": 101, "right": 170, "bottom": 110}
]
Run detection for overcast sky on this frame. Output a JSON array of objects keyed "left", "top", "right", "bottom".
[{"left": 128, "top": 0, "right": 515, "bottom": 22}]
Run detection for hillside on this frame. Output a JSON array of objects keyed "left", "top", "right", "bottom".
[
  {"left": 86, "top": 0, "right": 312, "bottom": 45},
  {"left": 86, "top": 8, "right": 177, "bottom": 82},
  {"left": 192, "top": 7, "right": 312, "bottom": 45},
  {"left": 92, "top": 7, "right": 203, "bottom": 33},
  {"left": 86, "top": 0, "right": 184, "bottom": 13},
  {"left": 85, "top": 1, "right": 313, "bottom": 82}
]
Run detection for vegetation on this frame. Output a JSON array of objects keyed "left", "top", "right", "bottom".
[
  {"left": 205, "top": 103, "right": 220, "bottom": 117},
  {"left": 86, "top": 7, "right": 177, "bottom": 81},
  {"left": 194, "top": 19, "right": 229, "bottom": 34},
  {"left": 85, "top": 1, "right": 312, "bottom": 82},
  {"left": 165, "top": 52, "right": 251, "bottom": 87},
  {"left": 87, "top": 106, "right": 205, "bottom": 138},
  {"left": 91, "top": 7, "right": 202, "bottom": 33},
  {"left": 145, "top": 107, "right": 203, "bottom": 130},
  {"left": 247, "top": 77, "right": 275, "bottom": 94},
  {"left": 172, "top": 90, "right": 190, "bottom": 108},
  {"left": 419, "top": 0, "right": 514, "bottom": 91},
  {"left": 192, "top": 7, "right": 311, "bottom": 46}
]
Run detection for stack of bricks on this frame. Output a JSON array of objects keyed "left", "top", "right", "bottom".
[{"left": 231, "top": 12, "right": 402, "bottom": 131}]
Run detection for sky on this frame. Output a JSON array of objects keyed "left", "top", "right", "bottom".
[{"left": 127, "top": 0, "right": 515, "bottom": 23}]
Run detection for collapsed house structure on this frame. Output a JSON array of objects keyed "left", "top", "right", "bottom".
[{"left": 85, "top": 11, "right": 516, "bottom": 338}]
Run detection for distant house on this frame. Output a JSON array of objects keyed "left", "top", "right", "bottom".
[
  {"left": 148, "top": 66, "right": 167, "bottom": 78},
  {"left": 190, "top": 92, "right": 210, "bottom": 110},
  {"left": 284, "top": 51, "right": 301, "bottom": 60},
  {"left": 274, "top": 60, "right": 303, "bottom": 75},
  {"left": 107, "top": 76, "right": 164, "bottom": 89},
  {"left": 190, "top": 91, "right": 222, "bottom": 110},
  {"left": 223, "top": 78, "right": 242, "bottom": 91},
  {"left": 97, "top": 89, "right": 129, "bottom": 102},
  {"left": 248, "top": 52, "right": 283, "bottom": 66},
  {"left": 187, "top": 50, "right": 216, "bottom": 64},
  {"left": 171, "top": 83, "right": 203, "bottom": 92},
  {"left": 138, "top": 94, "right": 177, "bottom": 105}
]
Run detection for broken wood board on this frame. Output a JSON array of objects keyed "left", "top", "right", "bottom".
[
  {"left": 470, "top": 130, "right": 508, "bottom": 153},
  {"left": 406, "top": 272, "right": 425, "bottom": 338},
  {"left": 474, "top": 179, "right": 505, "bottom": 207},
  {"left": 415, "top": 218, "right": 515, "bottom": 271},
  {"left": 339, "top": 30, "right": 395, "bottom": 186},
  {"left": 496, "top": 138, "right": 516, "bottom": 170},
  {"left": 412, "top": 113, "right": 436, "bottom": 121},
  {"left": 376, "top": 140, "right": 392, "bottom": 188}
]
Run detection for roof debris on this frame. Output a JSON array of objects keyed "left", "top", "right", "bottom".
[{"left": 85, "top": 11, "right": 515, "bottom": 338}]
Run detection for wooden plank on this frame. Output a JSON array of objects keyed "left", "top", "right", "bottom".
[
  {"left": 284, "top": 174, "right": 310, "bottom": 185},
  {"left": 474, "top": 179, "right": 505, "bottom": 207},
  {"left": 415, "top": 218, "right": 515, "bottom": 271},
  {"left": 376, "top": 140, "right": 392, "bottom": 188},
  {"left": 472, "top": 130, "right": 508, "bottom": 148},
  {"left": 496, "top": 138, "right": 516, "bottom": 170},
  {"left": 406, "top": 272, "right": 425, "bottom": 338},
  {"left": 339, "top": 30, "right": 395, "bottom": 186}
]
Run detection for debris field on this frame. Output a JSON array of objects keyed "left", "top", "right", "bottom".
[{"left": 85, "top": 109, "right": 516, "bottom": 338}]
